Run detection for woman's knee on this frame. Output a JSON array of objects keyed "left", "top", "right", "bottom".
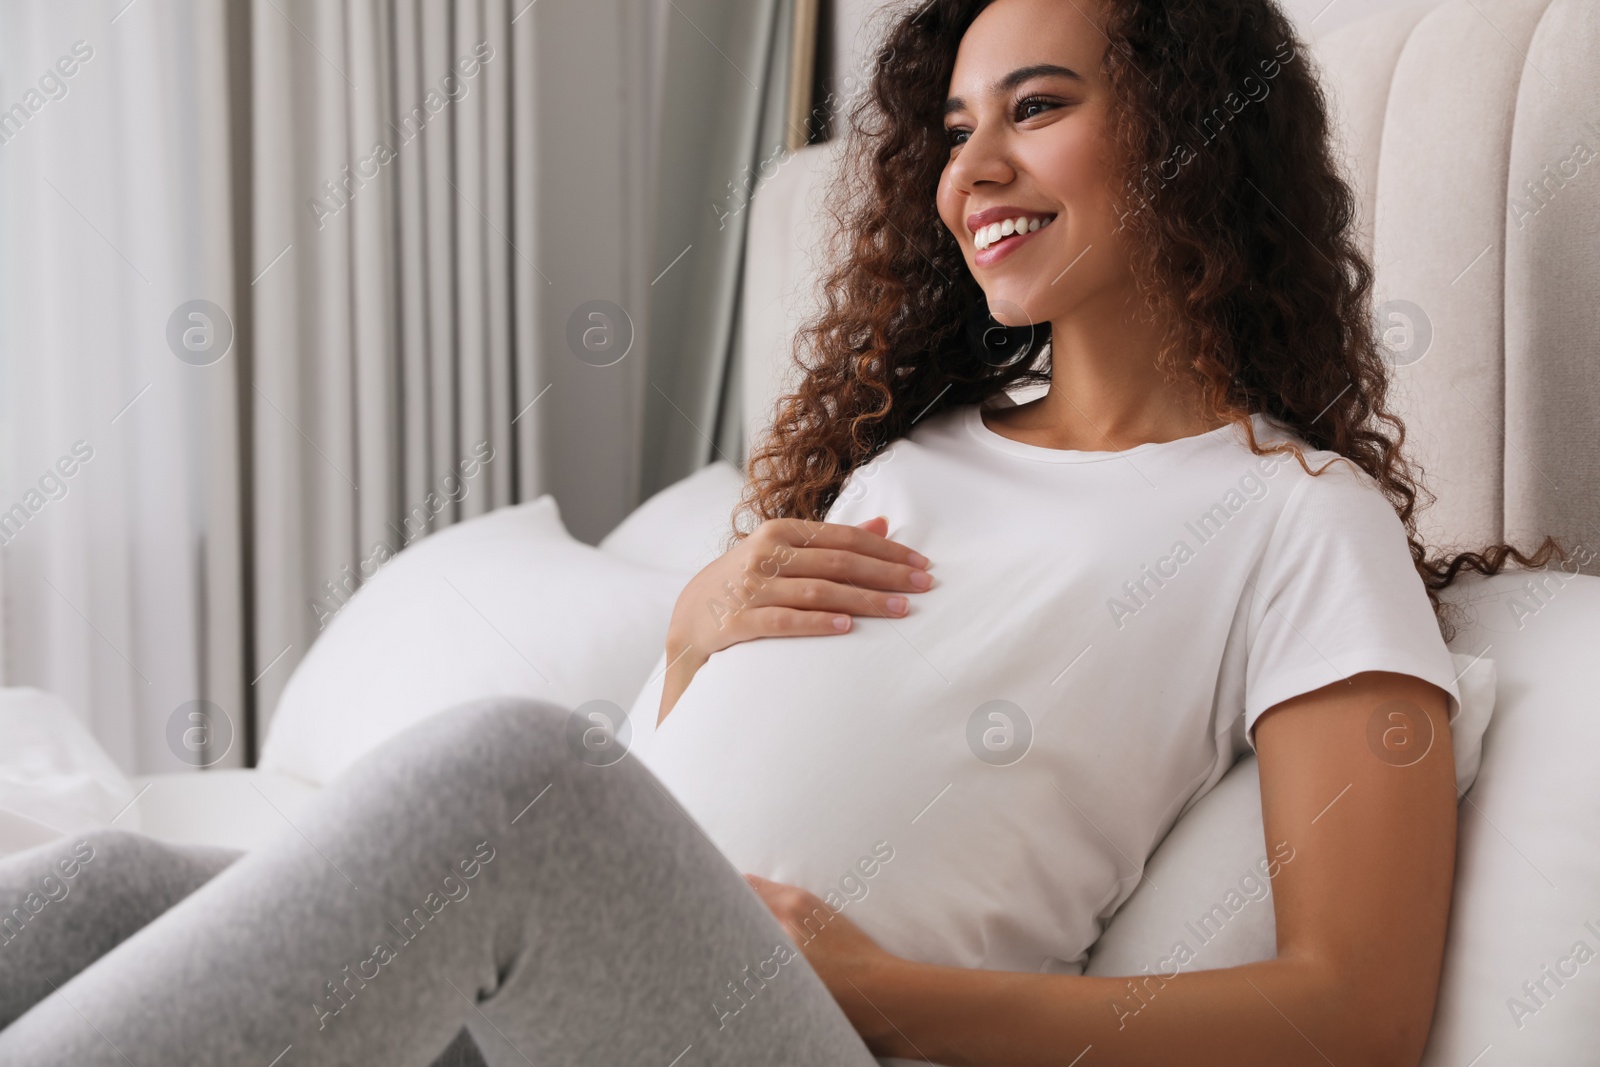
[
  {"left": 40, "top": 829, "right": 235, "bottom": 894},
  {"left": 319, "top": 695, "right": 662, "bottom": 869},
  {"left": 429, "top": 694, "right": 567, "bottom": 749},
  {"left": 347, "top": 696, "right": 602, "bottom": 800},
  {"left": 65, "top": 827, "right": 151, "bottom": 872}
]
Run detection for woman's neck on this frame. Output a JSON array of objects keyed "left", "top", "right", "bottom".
[{"left": 984, "top": 297, "right": 1224, "bottom": 452}]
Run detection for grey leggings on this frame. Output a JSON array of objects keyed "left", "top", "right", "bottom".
[{"left": 0, "top": 697, "right": 882, "bottom": 1066}]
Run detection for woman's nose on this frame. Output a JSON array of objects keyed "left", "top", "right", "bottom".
[{"left": 948, "top": 123, "right": 1016, "bottom": 193}]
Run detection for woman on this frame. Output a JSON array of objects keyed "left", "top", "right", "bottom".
[{"left": 0, "top": 0, "right": 1562, "bottom": 1064}]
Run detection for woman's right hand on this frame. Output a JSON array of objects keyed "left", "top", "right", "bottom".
[{"left": 656, "top": 515, "right": 933, "bottom": 726}]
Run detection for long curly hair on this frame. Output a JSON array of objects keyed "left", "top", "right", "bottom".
[{"left": 733, "top": 0, "right": 1564, "bottom": 640}]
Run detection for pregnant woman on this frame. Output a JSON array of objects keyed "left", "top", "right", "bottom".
[{"left": 0, "top": 0, "right": 1564, "bottom": 1065}]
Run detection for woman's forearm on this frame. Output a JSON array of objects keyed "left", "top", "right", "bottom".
[{"left": 848, "top": 951, "right": 1404, "bottom": 1067}]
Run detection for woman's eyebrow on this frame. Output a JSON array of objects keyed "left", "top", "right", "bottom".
[{"left": 943, "top": 63, "right": 1083, "bottom": 116}]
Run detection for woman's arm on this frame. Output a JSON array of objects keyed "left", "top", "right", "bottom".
[{"left": 752, "top": 670, "right": 1457, "bottom": 1067}]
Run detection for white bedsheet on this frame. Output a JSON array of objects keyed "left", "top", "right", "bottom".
[{"left": 0, "top": 687, "right": 141, "bottom": 857}]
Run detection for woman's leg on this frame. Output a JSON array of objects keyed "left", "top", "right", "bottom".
[
  {"left": 0, "top": 696, "right": 882, "bottom": 1067},
  {"left": 0, "top": 831, "right": 240, "bottom": 1029},
  {"left": 0, "top": 832, "right": 492, "bottom": 1066}
]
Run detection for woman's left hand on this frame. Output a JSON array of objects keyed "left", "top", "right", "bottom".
[{"left": 742, "top": 872, "right": 902, "bottom": 1046}]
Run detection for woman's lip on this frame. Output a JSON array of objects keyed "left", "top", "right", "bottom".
[{"left": 972, "top": 220, "right": 1050, "bottom": 268}]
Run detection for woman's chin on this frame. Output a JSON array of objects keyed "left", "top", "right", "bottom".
[{"left": 976, "top": 293, "right": 1044, "bottom": 330}]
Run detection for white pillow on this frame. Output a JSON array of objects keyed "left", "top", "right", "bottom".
[
  {"left": 1085, "top": 649, "right": 1498, "bottom": 980},
  {"left": 598, "top": 460, "right": 746, "bottom": 574},
  {"left": 1422, "top": 571, "right": 1600, "bottom": 1064},
  {"left": 259, "top": 497, "right": 686, "bottom": 786},
  {"left": 0, "top": 687, "right": 142, "bottom": 857}
]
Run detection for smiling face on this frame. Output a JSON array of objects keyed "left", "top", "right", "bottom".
[{"left": 936, "top": 0, "right": 1134, "bottom": 329}]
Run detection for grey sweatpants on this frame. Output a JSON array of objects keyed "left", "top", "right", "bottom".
[{"left": 0, "top": 697, "right": 882, "bottom": 1066}]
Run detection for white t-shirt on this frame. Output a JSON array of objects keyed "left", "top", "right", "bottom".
[{"left": 625, "top": 400, "right": 1460, "bottom": 978}]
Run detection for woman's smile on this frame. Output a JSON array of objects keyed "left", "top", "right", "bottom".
[{"left": 971, "top": 211, "right": 1058, "bottom": 268}]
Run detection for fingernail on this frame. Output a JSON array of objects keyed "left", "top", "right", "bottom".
[
  {"left": 886, "top": 596, "right": 909, "bottom": 615},
  {"left": 907, "top": 550, "right": 930, "bottom": 568},
  {"left": 833, "top": 615, "right": 851, "bottom": 631},
  {"left": 908, "top": 569, "right": 932, "bottom": 590}
]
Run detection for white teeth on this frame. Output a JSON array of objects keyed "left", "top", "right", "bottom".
[{"left": 974, "top": 214, "right": 1054, "bottom": 251}]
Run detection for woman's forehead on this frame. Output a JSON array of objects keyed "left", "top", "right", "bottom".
[{"left": 947, "top": 0, "right": 1110, "bottom": 94}]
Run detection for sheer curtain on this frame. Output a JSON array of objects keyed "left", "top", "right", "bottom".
[
  {"left": 0, "top": 0, "right": 802, "bottom": 772},
  {"left": 248, "top": 0, "right": 547, "bottom": 743},
  {"left": 0, "top": 0, "right": 242, "bottom": 774}
]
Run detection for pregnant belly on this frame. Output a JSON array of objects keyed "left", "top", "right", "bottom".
[
  {"left": 638, "top": 618, "right": 1121, "bottom": 973},
  {"left": 647, "top": 624, "right": 959, "bottom": 864}
]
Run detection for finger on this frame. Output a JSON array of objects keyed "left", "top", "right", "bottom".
[
  {"left": 779, "top": 547, "right": 933, "bottom": 593},
  {"left": 745, "top": 577, "right": 911, "bottom": 619},
  {"left": 738, "top": 606, "right": 855, "bottom": 639},
  {"left": 855, "top": 515, "right": 888, "bottom": 533},
  {"left": 775, "top": 517, "right": 930, "bottom": 569}
]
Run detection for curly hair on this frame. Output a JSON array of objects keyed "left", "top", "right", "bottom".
[{"left": 733, "top": 0, "right": 1565, "bottom": 641}]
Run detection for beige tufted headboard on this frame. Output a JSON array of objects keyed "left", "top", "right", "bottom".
[{"left": 739, "top": 0, "right": 1600, "bottom": 569}]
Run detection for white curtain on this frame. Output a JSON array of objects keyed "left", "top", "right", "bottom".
[
  {"left": 0, "top": 0, "right": 242, "bottom": 774},
  {"left": 249, "top": 0, "right": 550, "bottom": 741}
]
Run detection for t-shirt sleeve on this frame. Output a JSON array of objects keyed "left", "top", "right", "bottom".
[{"left": 1242, "top": 457, "right": 1461, "bottom": 752}]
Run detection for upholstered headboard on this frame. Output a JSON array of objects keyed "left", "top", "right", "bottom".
[{"left": 739, "top": 0, "right": 1600, "bottom": 569}]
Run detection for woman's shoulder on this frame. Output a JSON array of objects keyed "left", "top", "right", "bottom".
[
  {"left": 1230, "top": 414, "right": 1404, "bottom": 547},
  {"left": 1246, "top": 413, "right": 1375, "bottom": 487}
]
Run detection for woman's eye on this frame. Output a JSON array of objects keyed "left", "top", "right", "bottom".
[
  {"left": 945, "top": 97, "right": 1063, "bottom": 147},
  {"left": 1015, "top": 96, "right": 1057, "bottom": 121}
]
